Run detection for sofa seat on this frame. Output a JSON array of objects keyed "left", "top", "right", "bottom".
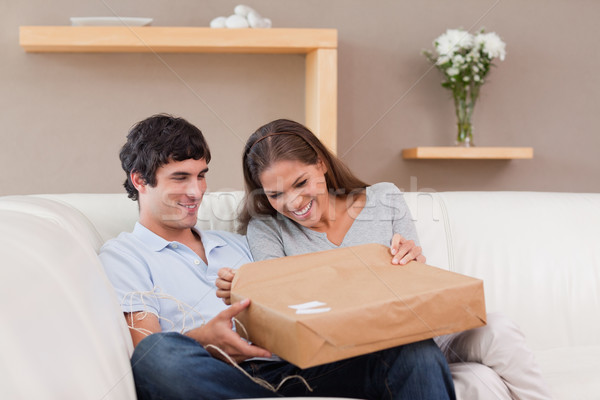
[{"left": 536, "top": 346, "right": 600, "bottom": 399}]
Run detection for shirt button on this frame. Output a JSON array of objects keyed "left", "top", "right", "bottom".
[
  {"left": 194, "top": 259, "right": 200, "bottom": 265},
  {"left": 171, "top": 244, "right": 178, "bottom": 249}
]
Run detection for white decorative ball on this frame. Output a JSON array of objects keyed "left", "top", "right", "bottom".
[
  {"left": 247, "top": 11, "right": 267, "bottom": 28},
  {"left": 234, "top": 5, "right": 255, "bottom": 17},
  {"left": 209, "top": 16, "right": 227, "bottom": 28},
  {"left": 225, "top": 14, "right": 249, "bottom": 28}
]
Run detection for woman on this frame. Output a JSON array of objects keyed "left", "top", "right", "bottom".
[{"left": 218, "top": 119, "right": 552, "bottom": 400}]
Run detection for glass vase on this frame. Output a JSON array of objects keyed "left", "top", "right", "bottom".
[
  {"left": 454, "top": 95, "right": 475, "bottom": 147},
  {"left": 456, "top": 117, "right": 474, "bottom": 147}
]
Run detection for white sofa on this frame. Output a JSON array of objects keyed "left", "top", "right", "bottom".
[{"left": 1, "top": 191, "right": 599, "bottom": 399}]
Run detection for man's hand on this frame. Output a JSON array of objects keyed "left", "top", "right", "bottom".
[
  {"left": 390, "top": 233, "right": 426, "bottom": 265},
  {"left": 216, "top": 267, "right": 235, "bottom": 305},
  {"left": 186, "top": 298, "right": 271, "bottom": 363}
]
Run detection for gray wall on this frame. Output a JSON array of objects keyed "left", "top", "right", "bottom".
[{"left": 2, "top": 0, "right": 599, "bottom": 195}]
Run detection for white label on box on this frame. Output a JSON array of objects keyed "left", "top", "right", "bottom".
[
  {"left": 288, "top": 301, "right": 327, "bottom": 310},
  {"left": 295, "top": 307, "right": 332, "bottom": 314}
]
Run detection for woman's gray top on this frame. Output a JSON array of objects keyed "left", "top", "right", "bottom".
[{"left": 247, "top": 182, "right": 419, "bottom": 261}]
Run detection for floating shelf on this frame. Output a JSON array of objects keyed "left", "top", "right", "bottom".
[
  {"left": 19, "top": 26, "right": 337, "bottom": 53},
  {"left": 402, "top": 147, "right": 534, "bottom": 160},
  {"left": 19, "top": 26, "right": 338, "bottom": 153}
]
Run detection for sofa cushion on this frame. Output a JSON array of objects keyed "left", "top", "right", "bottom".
[
  {"left": 437, "top": 192, "right": 600, "bottom": 352},
  {"left": 0, "top": 209, "right": 135, "bottom": 399}
]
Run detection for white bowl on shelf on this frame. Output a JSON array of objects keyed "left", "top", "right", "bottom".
[{"left": 70, "top": 17, "right": 153, "bottom": 26}]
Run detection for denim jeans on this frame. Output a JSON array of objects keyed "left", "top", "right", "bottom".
[{"left": 131, "top": 332, "right": 456, "bottom": 400}]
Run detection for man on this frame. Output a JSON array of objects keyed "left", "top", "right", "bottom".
[{"left": 100, "top": 114, "right": 456, "bottom": 400}]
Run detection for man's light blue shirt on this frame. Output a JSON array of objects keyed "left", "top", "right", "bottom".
[{"left": 99, "top": 222, "right": 253, "bottom": 333}]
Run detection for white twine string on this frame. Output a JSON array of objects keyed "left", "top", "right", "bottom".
[
  {"left": 122, "top": 288, "right": 312, "bottom": 393},
  {"left": 123, "top": 287, "right": 206, "bottom": 337},
  {"left": 204, "top": 344, "right": 313, "bottom": 393},
  {"left": 232, "top": 317, "right": 249, "bottom": 340}
]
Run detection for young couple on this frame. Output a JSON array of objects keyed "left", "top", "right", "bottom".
[{"left": 100, "top": 114, "right": 551, "bottom": 400}]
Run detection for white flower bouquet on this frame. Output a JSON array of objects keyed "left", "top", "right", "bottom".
[{"left": 424, "top": 28, "right": 506, "bottom": 146}]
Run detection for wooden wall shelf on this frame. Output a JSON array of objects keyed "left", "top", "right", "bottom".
[
  {"left": 19, "top": 26, "right": 338, "bottom": 152},
  {"left": 402, "top": 147, "right": 534, "bottom": 160}
]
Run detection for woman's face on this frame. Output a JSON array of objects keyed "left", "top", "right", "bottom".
[{"left": 259, "top": 159, "right": 329, "bottom": 228}]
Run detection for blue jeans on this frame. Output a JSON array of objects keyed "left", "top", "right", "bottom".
[{"left": 131, "top": 332, "right": 455, "bottom": 400}]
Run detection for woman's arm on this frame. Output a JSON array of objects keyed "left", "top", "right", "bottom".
[
  {"left": 382, "top": 183, "right": 426, "bottom": 265},
  {"left": 215, "top": 267, "right": 236, "bottom": 305},
  {"left": 246, "top": 216, "right": 287, "bottom": 261}
]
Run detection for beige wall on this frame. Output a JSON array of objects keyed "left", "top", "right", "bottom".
[{"left": 2, "top": 0, "right": 599, "bottom": 195}]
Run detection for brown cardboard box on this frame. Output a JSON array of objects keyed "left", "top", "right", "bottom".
[{"left": 231, "top": 243, "right": 486, "bottom": 369}]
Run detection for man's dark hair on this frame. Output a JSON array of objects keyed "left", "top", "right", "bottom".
[{"left": 119, "top": 114, "right": 211, "bottom": 201}]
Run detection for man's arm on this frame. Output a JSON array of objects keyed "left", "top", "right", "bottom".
[
  {"left": 125, "top": 312, "right": 162, "bottom": 347},
  {"left": 126, "top": 299, "right": 271, "bottom": 363}
]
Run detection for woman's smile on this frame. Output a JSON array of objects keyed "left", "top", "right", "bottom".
[{"left": 290, "top": 199, "right": 313, "bottom": 219}]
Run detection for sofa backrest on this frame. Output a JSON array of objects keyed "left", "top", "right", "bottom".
[
  {"left": 435, "top": 191, "right": 600, "bottom": 352},
  {"left": 36, "top": 192, "right": 245, "bottom": 251},
  {"left": 32, "top": 191, "right": 450, "bottom": 262}
]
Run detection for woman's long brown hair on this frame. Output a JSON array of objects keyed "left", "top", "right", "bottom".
[{"left": 239, "top": 119, "right": 368, "bottom": 232}]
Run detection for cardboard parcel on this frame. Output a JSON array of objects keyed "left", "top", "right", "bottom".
[{"left": 231, "top": 243, "right": 486, "bottom": 369}]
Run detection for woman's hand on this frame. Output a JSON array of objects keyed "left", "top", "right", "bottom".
[
  {"left": 216, "top": 267, "right": 235, "bottom": 305},
  {"left": 390, "top": 234, "right": 426, "bottom": 265}
]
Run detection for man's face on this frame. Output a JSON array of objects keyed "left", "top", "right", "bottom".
[{"left": 136, "top": 158, "right": 208, "bottom": 237}]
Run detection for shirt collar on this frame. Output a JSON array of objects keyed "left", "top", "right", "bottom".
[
  {"left": 199, "top": 230, "right": 228, "bottom": 254},
  {"left": 133, "top": 222, "right": 228, "bottom": 253}
]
